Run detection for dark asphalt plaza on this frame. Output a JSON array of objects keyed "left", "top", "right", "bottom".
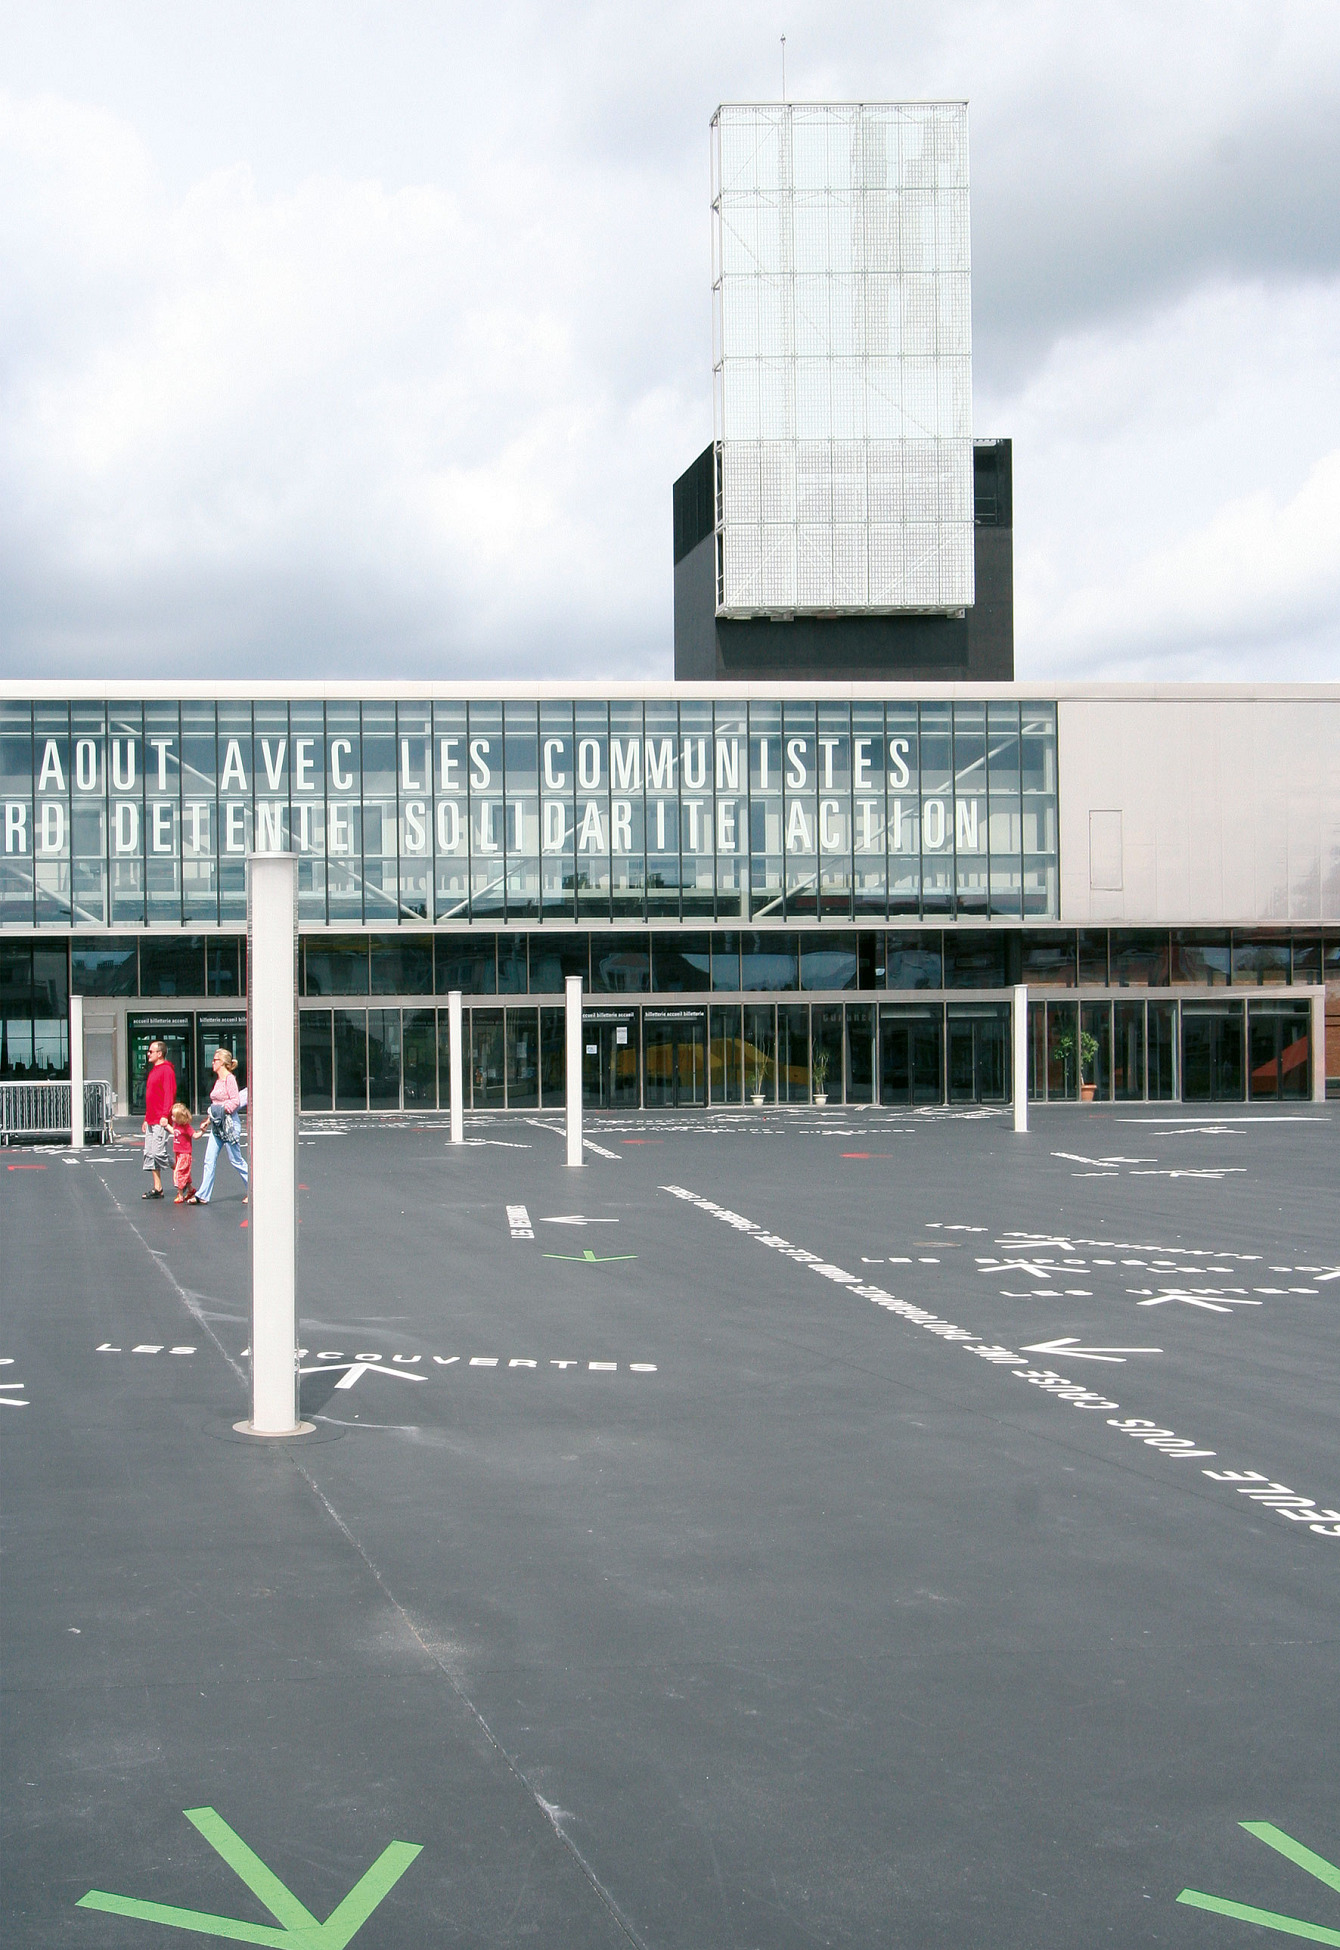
[{"left": 3, "top": 1104, "right": 1339, "bottom": 1949}]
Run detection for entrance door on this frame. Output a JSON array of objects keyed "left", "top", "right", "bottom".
[
  {"left": 583, "top": 1015, "right": 640, "bottom": 1109},
  {"left": 127, "top": 1014, "right": 192, "bottom": 1116},
  {"left": 879, "top": 1006, "right": 944, "bottom": 1105},
  {"left": 196, "top": 1014, "right": 247, "bottom": 1116},
  {"left": 643, "top": 1012, "right": 706, "bottom": 1108},
  {"left": 947, "top": 1007, "right": 1009, "bottom": 1104},
  {"left": 1248, "top": 1003, "right": 1311, "bottom": 1100},
  {"left": 1182, "top": 1004, "right": 1244, "bottom": 1102}
]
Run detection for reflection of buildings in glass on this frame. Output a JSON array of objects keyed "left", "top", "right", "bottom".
[
  {"left": 2, "top": 696, "right": 1061, "bottom": 928},
  {"left": 0, "top": 687, "right": 1336, "bottom": 1112}
]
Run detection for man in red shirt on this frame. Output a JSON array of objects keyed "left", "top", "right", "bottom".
[{"left": 141, "top": 1039, "right": 177, "bottom": 1199}]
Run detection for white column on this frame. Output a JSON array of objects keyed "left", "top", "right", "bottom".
[
  {"left": 448, "top": 990, "right": 464, "bottom": 1143},
  {"left": 565, "top": 974, "right": 584, "bottom": 1167},
  {"left": 245, "top": 853, "right": 304, "bottom": 1436},
  {"left": 1312, "top": 986, "right": 1327, "bottom": 1105},
  {"left": 1012, "top": 984, "right": 1028, "bottom": 1134},
  {"left": 69, "top": 993, "right": 85, "bottom": 1149}
]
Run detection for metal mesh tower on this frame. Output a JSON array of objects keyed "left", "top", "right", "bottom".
[{"left": 712, "top": 101, "right": 973, "bottom": 616}]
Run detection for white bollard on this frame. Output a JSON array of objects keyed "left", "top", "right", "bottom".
[
  {"left": 565, "top": 975, "right": 584, "bottom": 1167},
  {"left": 69, "top": 992, "right": 85, "bottom": 1149},
  {"left": 243, "top": 853, "right": 306, "bottom": 1437},
  {"left": 448, "top": 990, "right": 464, "bottom": 1143},
  {"left": 1012, "top": 984, "right": 1028, "bottom": 1134},
  {"left": 1311, "top": 986, "right": 1327, "bottom": 1105}
]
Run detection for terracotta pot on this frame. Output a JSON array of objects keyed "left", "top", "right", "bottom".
[{"left": 1080, "top": 1083, "right": 1097, "bottom": 1101}]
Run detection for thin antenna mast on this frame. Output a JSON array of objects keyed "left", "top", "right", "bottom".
[{"left": 781, "top": 35, "right": 787, "bottom": 102}]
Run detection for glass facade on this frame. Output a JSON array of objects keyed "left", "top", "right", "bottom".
[
  {"left": 1, "top": 694, "right": 1333, "bottom": 1106},
  {"left": 11, "top": 921, "right": 1325, "bottom": 1107},
  {"left": 0, "top": 698, "right": 1058, "bottom": 928}
]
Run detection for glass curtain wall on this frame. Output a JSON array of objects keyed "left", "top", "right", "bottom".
[{"left": 0, "top": 699, "right": 1062, "bottom": 927}]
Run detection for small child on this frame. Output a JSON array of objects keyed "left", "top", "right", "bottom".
[{"left": 170, "top": 1103, "right": 196, "bottom": 1204}]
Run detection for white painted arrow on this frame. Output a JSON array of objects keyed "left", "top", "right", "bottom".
[
  {"left": 298, "top": 1361, "right": 426, "bottom": 1390},
  {"left": 1021, "top": 1337, "right": 1163, "bottom": 1363},
  {"left": 540, "top": 1214, "right": 618, "bottom": 1226}
]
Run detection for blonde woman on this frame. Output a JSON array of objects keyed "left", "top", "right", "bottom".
[{"left": 192, "top": 1048, "right": 248, "bottom": 1205}]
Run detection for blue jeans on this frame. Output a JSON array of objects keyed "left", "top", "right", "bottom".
[{"left": 198, "top": 1130, "right": 248, "bottom": 1201}]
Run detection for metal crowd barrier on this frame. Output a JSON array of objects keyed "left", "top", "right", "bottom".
[{"left": 0, "top": 1080, "right": 116, "bottom": 1146}]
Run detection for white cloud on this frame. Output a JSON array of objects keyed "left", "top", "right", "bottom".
[
  {"left": 991, "top": 276, "right": 1340, "bottom": 678},
  {"left": 0, "top": 2, "right": 1338, "bottom": 681},
  {"left": 0, "top": 87, "right": 701, "bottom": 677}
]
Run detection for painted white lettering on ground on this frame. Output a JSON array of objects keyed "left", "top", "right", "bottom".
[{"left": 660, "top": 1184, "right": 1340, "bottom": 1542}]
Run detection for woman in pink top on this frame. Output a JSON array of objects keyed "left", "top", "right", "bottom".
[{"left": 192, "top": 1047, "right": 248, "bottom": 1205}]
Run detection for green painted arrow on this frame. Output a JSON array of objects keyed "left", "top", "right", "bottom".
[
  {"left": 1178, "top": 1822, "right": 1340, "bottom": 1944},
  {"left": 78, "top": 1806, "right": 421, "bottom": 1947},
  {"left": 543, "top": 1249, "right": 638, "bottom": 1263}
]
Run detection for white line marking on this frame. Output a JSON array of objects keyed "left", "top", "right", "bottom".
[{"left": 1022, "top": 1338, "right": 1163, "bottom": 1364}]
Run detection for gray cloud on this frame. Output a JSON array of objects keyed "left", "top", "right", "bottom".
[{"left": 0, "top": 0, "right": 1337, "bottom": 682}]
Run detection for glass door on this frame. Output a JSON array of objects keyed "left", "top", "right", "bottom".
[
  {"left": 1182, "top": 1003, "right": 1244, "bottom": 1102},
  {"left": 583, "top": 1013, "right": 640, "bottom": 1109},
  {"left": 196, "top": 1013, "right": 246, "bottom": 1115},
  {"left": 402, "top": 1009, "right": 438, "bottom": 1109},
  {"left": 470, "top": 1008, "right": 505, "bottom": 1107},
  {"left": 1248, "top": 1002, "right": 1311, "bottom": 1100},
  {"left": 505, "top": 1007, "right": 540, "bottom": 1110},
  {"left": 127, "top": 1013, "right": 192, "bottom": 1116},
  {"left": 879, "top": 1005, "right": 944, "bottom": 1106},
  {"left": 947, "top": 1005, "right": 1010, "bottom": 1104},
  {"left": 643, "top": 1011, "right": 706, "bottom": 1108}
]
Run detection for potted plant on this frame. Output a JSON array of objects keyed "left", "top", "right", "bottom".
[
  {"left": 1051, "top": 1028, "right": 1076, "bottom": 1097},
  {"left": 1079, "top": 1029, "right": 1100, "bottom": 1101},
  {"left": 812, "top": 1048, "right": 831, "bottom": 1106},
  {"left": 749, "top": 1048, "right": 768, "bottom": 1108}
]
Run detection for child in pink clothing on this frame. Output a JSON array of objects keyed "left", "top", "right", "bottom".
[{"left": 170, "top": 1103, "right": 195, "bottom": 1203}]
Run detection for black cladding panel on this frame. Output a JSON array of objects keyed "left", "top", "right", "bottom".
[{"left": 672, "top": 438, "right": 1013, "bottom": 681}]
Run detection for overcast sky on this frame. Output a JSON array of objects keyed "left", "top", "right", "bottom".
[{"left": 1, "top": 1, "right": 1337, "bottom": 685}]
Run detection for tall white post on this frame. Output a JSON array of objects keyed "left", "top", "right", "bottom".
[
  {"left": 1012, "top": 984, "right": 1028, "bottom": 1134},
  {"left": 448, "top": 990, "right": 464, "bottom": 1143},
  {"left": 565, "top": 975, "right": 584, "bottom": 1167},
  {"left": 69, "top": 992, "right": 85, "bottom": 1149},
  {"left": 244, "top": 854, "right": 305, "bottom": 1437},
  {"left": 1311, "top": 986, "right": 1327, "bottom": 1106}
]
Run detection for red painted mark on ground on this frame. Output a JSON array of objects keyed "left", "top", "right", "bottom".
[
  {"left": 299, "top": 1184, "right": 310, "bottom": 1190},
  {"left": 623, "top": 1139, "right": 663, "bottom": 1145},
  {"left": 841, "top": 1153, "right": 893, "bottom": 1160},
  {"left": 240, "top": 1220, "right": 248, "bottom": 1228},
  {"left": 8, "top": 1162, "right": 47, "bottom": 1170}
]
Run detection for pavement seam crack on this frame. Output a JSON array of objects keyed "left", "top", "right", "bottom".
[
  {"left": 95, "top": 1171, "right": 246, "bottom": 1390},
  {"left": 290, "top": 1458, "right": 651, "bottom": 1950},
  {"left": 96, "top": 1163, "right": 646, "bottom": 1947}
]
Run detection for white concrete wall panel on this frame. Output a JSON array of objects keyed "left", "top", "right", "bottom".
[{"left": 1058, "top": 698, "right": 1340, "bottom": 925}]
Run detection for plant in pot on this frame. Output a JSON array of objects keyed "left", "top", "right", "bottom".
[
  {"left": 1079, "top": 1029, "right": 1100, "bottom": 1101},
  {"left": 812, "top": 1048, "right": 831, "bottom": 1106},
  {"left": 1051, "top": 1028, "right": 1076, "bottom": 1097},
  {"left": 749, "top": 1047, "right": 768, "bottom": 1108}
]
